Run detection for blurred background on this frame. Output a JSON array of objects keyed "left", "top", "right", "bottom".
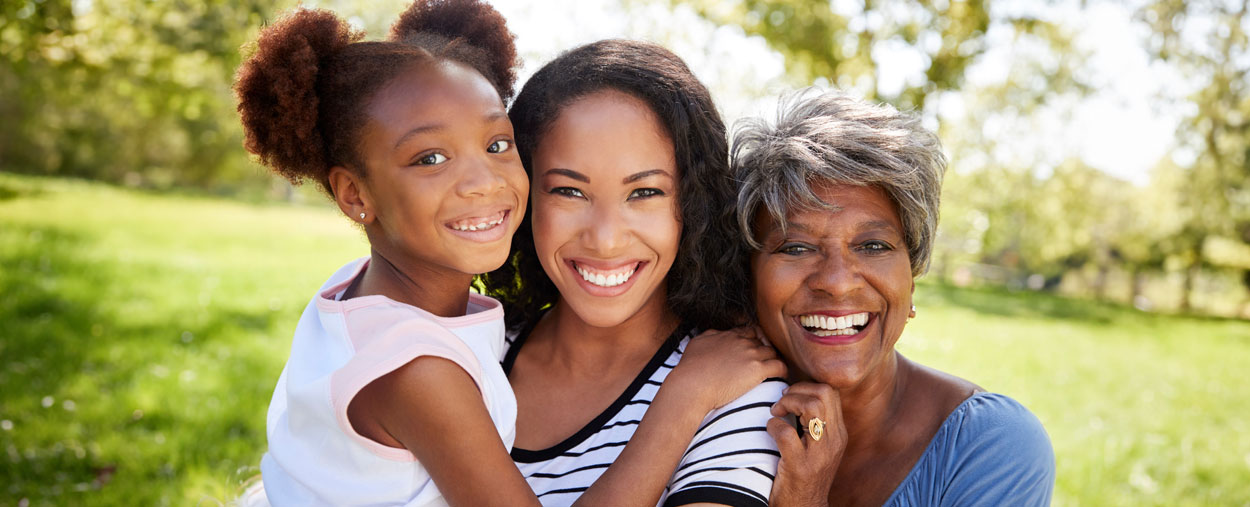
[{"left": 1, "top": 0, "right": 1247, "bottom": 504}]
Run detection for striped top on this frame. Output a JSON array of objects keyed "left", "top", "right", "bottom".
[{"left": 502, "top": 324, "right": 786, "bottom": 507}]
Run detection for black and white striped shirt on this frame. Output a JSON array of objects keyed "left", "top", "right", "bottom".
[{"left": 502, "top": 325, "right": 787, "bottom": 507}]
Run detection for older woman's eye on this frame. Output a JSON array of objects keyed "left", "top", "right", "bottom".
[
  {"left": 860, "top": 240, "right": 894, "bottom": 253},
  {"left": 778, "top": 243, "right": 811, "bottom": 256},
  {"left": 628, "top": 188, "right": 664, "bottom": 199}
]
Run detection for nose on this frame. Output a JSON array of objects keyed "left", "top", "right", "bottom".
[
  {"left": 807, "top": 249, "right": 863, "bottom": 298},
  {"left": 582, "top": 200, "right": 630, "bottom": 255},
  {"left": 455, "top": 154, "right": 507, "bottom": 198}
]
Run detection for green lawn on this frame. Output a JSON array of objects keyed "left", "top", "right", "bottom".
[{"left": 2, "top": 173, "right": 1248, "bottom": 505}]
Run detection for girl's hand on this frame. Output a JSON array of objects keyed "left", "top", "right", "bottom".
[
  {"left": 767, "top": 382, "right": 847, "bottom": 507},
  {"left": 666, "top": 326, "right": 787, "bottom": 411}
]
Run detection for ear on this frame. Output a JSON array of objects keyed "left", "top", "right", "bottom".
[{"left": 328, "top": 166, "right": 373, "bottom": 225}]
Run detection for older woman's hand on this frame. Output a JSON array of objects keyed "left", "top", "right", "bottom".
[{"left": 767, "top": 382, "right": 846, "bottom": 507}]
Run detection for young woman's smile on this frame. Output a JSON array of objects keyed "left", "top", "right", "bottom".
[{"left": 530, "top": 90, "right": 680, "bottom": 328}]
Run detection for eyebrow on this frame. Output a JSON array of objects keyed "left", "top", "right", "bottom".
[
  {"left": 543, "top": 168, "right": 589, "bottom": 183},
  {"left": 622, "top": 169, "right": 672, "bottom": 184},
  {"left": 392, "top": 111, "right": 509, "bottom": 150},
  {"left": 543, "top": 168, "right": 673, "bottom": 184}
]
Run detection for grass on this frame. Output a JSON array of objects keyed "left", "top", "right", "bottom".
[{"left": 2, "top": 172, "right": 1248, "bottom": 505}]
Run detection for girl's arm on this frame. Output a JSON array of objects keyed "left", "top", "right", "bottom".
[
  {"left": 355, "top": 328, "right": 784, "bottom": 507},
  {"left": 570, "top": 328, "right": 788, "bottom": 507},
  {"left": 353, "top": 355, "right": 542, "bottom": 507}
]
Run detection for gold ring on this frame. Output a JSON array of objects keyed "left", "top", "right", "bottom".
[{"left": 808, "top": 417, "right": 825, "bottom": 441}]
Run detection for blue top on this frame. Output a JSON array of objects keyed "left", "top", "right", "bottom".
[{"left": 883, "top": 392, "right": 1054, "bottom": 506}]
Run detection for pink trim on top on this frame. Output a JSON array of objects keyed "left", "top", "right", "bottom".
[
  {"left": 315, "top": 257, "right": 504, "bottom": 328},
  {"left": 329, "top": 318, "right": 485, "bottom": 462}
]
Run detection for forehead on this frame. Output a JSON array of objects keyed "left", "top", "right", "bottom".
[
  {"left": 366, "top": 60, "right": 505, "bottom": 134},
  {"left": 756, "top": 182, "right": 902, "bottom": 234},
  {"left": 535, "top": 90, "right": 675, "bottom": 175}
]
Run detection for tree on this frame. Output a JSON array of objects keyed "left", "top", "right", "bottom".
[{"left": 1140, "top": 0, "right": 1250, "bottom": 313}]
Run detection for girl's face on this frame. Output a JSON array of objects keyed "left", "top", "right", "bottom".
[
  {"left": 355, "top": 61, "right": 528, "bottom": 276},
  {"left": 530, "top": 90, "right": 681, "bottom": 328}
]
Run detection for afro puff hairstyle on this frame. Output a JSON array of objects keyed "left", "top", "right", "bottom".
[{"left": 234, "top": 0, "right": 519, "bottom": 194}]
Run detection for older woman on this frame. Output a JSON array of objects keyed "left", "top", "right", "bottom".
[{"left": 732, "top": 90, "right": 1055, "bottom": 506}]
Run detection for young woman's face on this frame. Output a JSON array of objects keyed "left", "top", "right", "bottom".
[
  {"left": 750, "top": 183, "right": 914, "bottom": 388},
  {"left": 356, "top": 61, "right": 528, "bottom": 276},
  {"left": 530, "top": 90, "right": 681, "bottom": 328}
]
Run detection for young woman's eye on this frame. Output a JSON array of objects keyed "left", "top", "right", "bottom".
[
  {"left": 487, "top": 139, "right": 512, "bottom": 154},
  {"left": 550, "top": 187, "right": 585, "bottom": 198},
  {"left": 628, "top": 188, "right": 664, "bottom": 199},
  {"left": 414, "top": 152, "right": 447, "bottom": 166}
]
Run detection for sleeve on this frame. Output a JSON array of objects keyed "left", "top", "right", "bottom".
[
  {"left": 938, "top": 393, "right": 1055, "bottom": 507},
  {"left": 662, "top": 379, "right": 788, "bottom": 507},
  {"left": 328, "top": 318, "right": 484, "bottom": 461}
]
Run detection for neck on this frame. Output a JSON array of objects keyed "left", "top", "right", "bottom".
[
  {"left": 353, "top": 248, "right": 474, "bottom": 317},
  {"left": 834, "top": 351, "right": 910, "bottom": 454},
  {"left": 538, "top": 288, "right": 680, "bottom": 372}
]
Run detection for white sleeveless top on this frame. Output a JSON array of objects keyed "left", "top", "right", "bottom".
[{"left": 259, "top": 258, "right": 517, "bottom": 506}]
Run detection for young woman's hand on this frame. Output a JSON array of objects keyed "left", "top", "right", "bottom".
[
  {"left": 767, "top": 382, "right": 847, "bottom": 507},
  {"left": 665, "top": 326, "right": 787, "bottom": 411}
]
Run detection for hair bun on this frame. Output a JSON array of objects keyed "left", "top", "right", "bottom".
[
  {"left": 235, "top": 8, "right": 363, "bottom": 183},
  {"left": 389, "top": 0, "right": 518, "bottom": 98}
]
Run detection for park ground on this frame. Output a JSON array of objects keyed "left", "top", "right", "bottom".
[{"left": 1, "top": 173, "right": 1248, "bottom": 505}]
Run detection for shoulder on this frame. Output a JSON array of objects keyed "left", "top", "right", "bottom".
[{"left": 930, "top": 393, "right": 1055, "bottom": 506}]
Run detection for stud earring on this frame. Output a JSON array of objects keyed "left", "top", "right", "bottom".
[
  {"left": 908, "top": 305, "right": 916, "bottom": 321},
  {"left": 359, "top": 212, "right": 366, "bottom": 220}
]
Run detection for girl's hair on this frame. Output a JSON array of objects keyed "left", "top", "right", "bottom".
[
  {"left": 234, "top": 0, "right": 519, "bottom": 194},
  {"left": 481, "top": 39, "right": 751, "bottom": 332}
]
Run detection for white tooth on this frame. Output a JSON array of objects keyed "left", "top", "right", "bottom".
[
  {"left": 801, "top": 315, "right": 811, "bottom": 327},
  {"left": 595, "top": 273, "right": 607, "bottom": 286},
  {"left": 837, "top": 316, "right": 849, "bottom": 329},
  {"left": 819, "top": 316, "right": 830, "bottom": 329},
  {"left": 855, "top": 313, "right": 867, "bottom": 326},
  {"left": 607, "top": 274, "right": 618, "bottom": 286}
]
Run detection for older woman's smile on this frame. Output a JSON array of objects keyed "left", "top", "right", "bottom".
[{"left": 797, "top": 311, "right": 872, "bottom": 342}]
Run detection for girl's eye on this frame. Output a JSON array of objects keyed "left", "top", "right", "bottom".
[
  {"left": 415, "top": 153, "right": 447, "bottom": 166},
  {"left": 487, "top": 139, "right": 512, "bottom": 154},
  {"left": 778, "top": 243, "right": 811, "bottom": 256},
  {"left": 628, "top": 188, "right": 664, "bottom": 199},
  {"left": 551, "top": 187, "right": 584, "bottom": 198}
]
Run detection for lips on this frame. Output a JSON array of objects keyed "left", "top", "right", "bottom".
[
  {"left": 795, "top": 311, "right": 873, "bottom": 343},
  {"left": 565, "top": 259, "right": 647, "bottom": 296},
  {"left": 444, "top": 209, "right": 511, "bottom": 242}
]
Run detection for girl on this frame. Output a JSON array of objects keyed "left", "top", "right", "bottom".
[
  {"left": 484, "top": 39, "right": 789, "bottom": 507},
  {"left": 235, "top": 1, "right": 781, "bottom": 505}
]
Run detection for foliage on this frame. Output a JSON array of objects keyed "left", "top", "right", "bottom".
[
  {"left": 1138, "top": 0, "right": 1250, "bottom": 309},
  {"left": 0, "top": 0, "right": 292, "bottom": 191},
  {"left": 3, "top": 173, "right": 1248, "bottom": 503}
]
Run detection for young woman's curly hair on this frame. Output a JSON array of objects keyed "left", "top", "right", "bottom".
[
  {"left": 233, "top": 0, "right": 519, "bottom": 194},
  {"left": 480, "top": 39, "right": 752, "bottom": 332}
]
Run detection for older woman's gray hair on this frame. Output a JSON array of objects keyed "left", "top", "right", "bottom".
[{"left": 731, "top": 88, "right": 946, "bottom": 277}]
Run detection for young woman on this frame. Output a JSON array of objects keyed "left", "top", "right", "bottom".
[{"left": 485, "top": 39, "right": 787, "bottom": 507}]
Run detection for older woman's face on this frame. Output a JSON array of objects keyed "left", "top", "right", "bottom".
[{"left": 750, "top": 183, "right": 913, "bottom": 388}]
